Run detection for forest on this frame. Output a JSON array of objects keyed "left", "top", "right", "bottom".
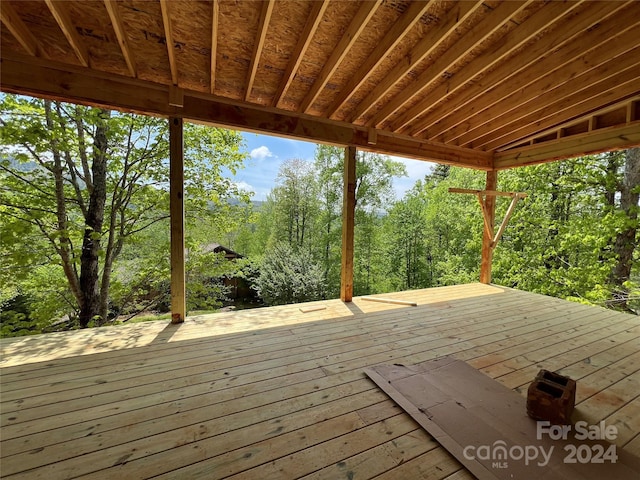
[{"left": 1, "top": 97, "right": 638, "bottom": 337}]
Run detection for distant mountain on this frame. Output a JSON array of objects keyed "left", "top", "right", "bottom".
[{"left": 228, "top": 198, "right": 265, "bottom": 210}]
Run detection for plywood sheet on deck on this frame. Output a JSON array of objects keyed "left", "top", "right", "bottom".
[{"left": 365, "top": 358, "right": 640, "bottom": 480}]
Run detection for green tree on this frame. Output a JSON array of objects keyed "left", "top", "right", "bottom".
[
  {"left": 254, "top": 242, "right": 326, "bottom": 305},
  {"left": 385, "top": 184, "right": 428, "bottom": 290},
  {"left": 495, "top": 152, "right": 639, "bottom": 310},
  {"left": 270, "top": 158, "right": 319, "bottom": 249},
  {"left": 314, "top": 145, "right": 344, "bottom": 296},
  {"left": 352, "top": 151, "right": 407, "bottom": 294},
  {"left": 0, "top": 95, "right": 248, "bottom": 330},
  {"left": 608, "top": 148, "right": 640, "bottom": 311}
]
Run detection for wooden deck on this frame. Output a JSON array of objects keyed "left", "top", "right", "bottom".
[{"left": 1, "top": 283, "right": 639, "bottom": 479}]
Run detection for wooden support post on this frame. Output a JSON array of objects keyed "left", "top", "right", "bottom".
[
  {"left": 341, "top": 146, "right": 356, "bottom": 302},
  {"left": 450, "top": 185, "right": 526, "bottom": 284},
  {"left": 480, "top": 171, "right": 497, "bottom": 284},
  {"left": 169, "top": 117, "right": 186, "bottom": 323}
]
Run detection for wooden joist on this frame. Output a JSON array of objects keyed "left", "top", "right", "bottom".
[
  {"left": 324, "top": 0, "right": 432, "bottom": 117},
  {"left": 159, "top": 0, "right": 178, "bottom": 86},
  {"left": 0, "top": 1, "right": 42, "bottom": 58},
  {"left": 272, "top": 0, "right": 328, "bottom": 108},
  {"left": 372, "top": 0, "right": 530, "bottom": 129},
  {"left": 44, "top": 0, "right": 89, "bottom": 67},
  {"left": 245, "top": 0, "right": 274, "bottom": 101},
  {"left": 104, "top": 0, "right": 136, "bottom": 78},
  {"left": 210, "top": 0, "right": 219, "bottom": 94}
]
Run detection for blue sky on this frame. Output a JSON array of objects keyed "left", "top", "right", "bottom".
[{"left": 233, "top": 132, "right": 435, "bottom": 201}]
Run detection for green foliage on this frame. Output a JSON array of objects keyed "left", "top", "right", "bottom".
[
  {"left": 1, "top": 94, "right": 250, "bottom": 335},
  {"left": 493, "top": 154, "right": 639, "bottom": 310},
  {"left": 254, "top": 242, "right": 326, "bottom": 306}
]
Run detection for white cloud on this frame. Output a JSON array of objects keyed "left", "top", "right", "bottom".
[
  {"left": 233, "top": 181, "right": 255, "bottom": 193},
  {"left": 390, "top": 156, "right": 435, "bottom": 199},
  {"left": 250, "top": 146, "right": 275, "bottom": 161},
  {"left": 390, "top": 156, "right": 434, "bottom": 178}
]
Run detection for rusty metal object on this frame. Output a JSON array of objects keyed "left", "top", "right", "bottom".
[{"left": 526, "top": 369, "right": 576, "bottom": 425}]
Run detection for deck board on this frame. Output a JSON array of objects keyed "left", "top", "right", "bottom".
[{"left": 1, "top": 283, "right": 639, "bottom": 479}]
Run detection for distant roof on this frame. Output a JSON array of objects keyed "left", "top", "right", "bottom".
[{"left": 202, "top": 243, "right": 243, "bottom": 258}]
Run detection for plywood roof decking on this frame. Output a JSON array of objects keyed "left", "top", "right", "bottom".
[
  {"left": 1, "top": 284, "right": 639, "bottom": 479},
  {"left": 1, "top": 0, "right": 639, "bottom": 169}
]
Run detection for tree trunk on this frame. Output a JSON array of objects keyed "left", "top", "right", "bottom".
[
  {"left": 44, "top": 101, "right": 83, "bottom": 309},
  {"left": 609, "top": 148, "right": 640, "bottom": 312},
  {"left": 79, "top": 110, "right": 110, "bottom": 327}
]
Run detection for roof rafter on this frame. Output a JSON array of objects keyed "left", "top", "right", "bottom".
[
  {"left": 272, "top": 0, "right": 329, "bottom": 107},
  {"left": 369, "top": 0, "right": 531, "bottom": 129},
  {"left": 299, "top": 0, "right": 380, "bottom": 114},
  {"left": 245, "top": 0, "right": 274, "bottom": 102},
  {"left": 0, "top": 1, "right": 42, "bottom": 57},
  {"left": 324, "top": 0, "right": 433, "bottom": 118},
  {"left": 433, "top": 9, "right": 640, "bottom": 145},
  {"left": 395, "top": 0, "right": 583, "bottom": 135},
  {"left": 477, "top": 66, "right": 640, "bottom": 151},
  {"left": 44, "top": 0, "right": 89, "bottom": 67},
  {"left": 159, "top": 0, "right": 178, "bottom": 85},
  {"left": 210, "top": 0, "right": 219, "bottom": 94},
  {"left": 454, "top": 30, "right": 640, "bottom": 148},
  {"left": 104, "top": 0, "right": 136, "bottom": 78},
  {"left": 413, "top": 1, "right": 632, "bottom": 140},
  {"left": 348, "top": 0, "right": 481, "bottom": 123},
  {"left": 498, "top": 97, "right": 639, "bottom": 152}
]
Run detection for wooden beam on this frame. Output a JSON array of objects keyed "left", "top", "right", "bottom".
[
  {"left": 272, "top": 0, "right": 328, "bottom": 108},
  {"left": 0, "top": 2, "right": 41, "bottom": 57},
  {"left": 416, "top": 1, "right": 629, "bottom": 140},
  {"left": 325, "top": 0, "right": 432, "bottom": 118},
  {"left": 0, "top": 53, "right": 492, "bottom": 169},
  {"left": 104, "top": 0, "right": 136, "bottom": 77},
  {"left": 210, "top": 0, "right": 219, "bottom": 94},
  {"left": 448, "top": 188, "right": 526, "bottom": 198},
  {"left": 341, "top": 146, "right": 356, "bottom": 302},
  {"left": 245, "top": 0, "right": 274, "bottom": 102},
  {"left": 299, "top": 0, "right": 379, "bottom": 113},
  {"left": 370, "top": 0, "right": 529, "bottom": 129},
  {"left": 169, "top": 117, "right": 186, "bottom": 323},
  {"left": 356, "top": 130, "right": 492, "bottom": 170},
  {"left": 480, "top": 171, "right": 497, "bottom": 284},
  {"left": 159, "top": 0, "right": 178, "bottom": 85},
  {"left": 494, "top": 122, "right": 640, "bottom": 169},
  {"left": 400, "top": 0, "right": 581, "bottom": 136},
  {"left": 349, "top": 0, "right": 481, "bottom": 123},
  {"left": 44, "top": 0, "right": 89, "bottom": 67}
]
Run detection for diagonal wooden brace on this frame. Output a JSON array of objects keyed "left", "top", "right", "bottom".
[{"left": 449, "top": 188, "right": 527, "bottom": 251}]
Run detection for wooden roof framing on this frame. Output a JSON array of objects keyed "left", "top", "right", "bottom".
[{"left": 1, "top": 0, "right": 639, "bottom": 169}]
